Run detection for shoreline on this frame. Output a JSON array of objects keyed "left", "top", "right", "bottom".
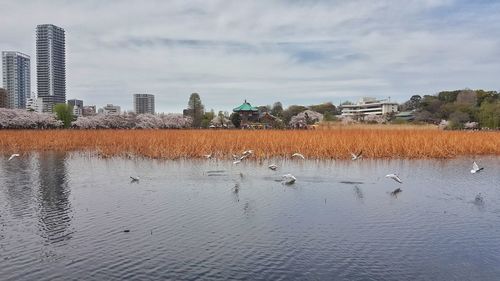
[{"left": 1, "top": 128, "right": 499, "bottom": 159}]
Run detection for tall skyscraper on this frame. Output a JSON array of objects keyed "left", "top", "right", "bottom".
[
  {"left": 36, "top": 24, "right": 66, "bottom": 112},
  {"left": 1, "top": 51, "right": 31, "bottom": 109},
  {"left": 134, "top": 94, "right": 155, "bottom": 114},
  {"left": 0, "top": 87, "right": 7, "bottom": 108}
]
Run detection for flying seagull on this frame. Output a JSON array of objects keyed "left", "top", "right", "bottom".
[
  {"left": 385, "top": 174, "right": 402, "bottom": 184},
  {"left": 8, "top": 154, "right": 20, "bottom": 161},
  {"left": 351, "top": 151, "right": 363, "bottom": 161},
  {"left": 470, "top": 161, "right": 484, "bottom": 174},
  {"left": 282, "top": 174, "right": 297, "bottom": 185},
  {"left": 268, "top": 164, "right": 278, "bottom": 171},
  {"left": 242, "top": 150, "right": 254, "bottom": 156},
  {"left": 292, "top": 153, "right": 305, "bottom": 159},
  {"left": 130, "top": 176, "right": 140, "bottom": 182}
]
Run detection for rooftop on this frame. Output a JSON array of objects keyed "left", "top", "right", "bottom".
[{"left": 233, "top": 100, "right": 258, "bottom": 112}]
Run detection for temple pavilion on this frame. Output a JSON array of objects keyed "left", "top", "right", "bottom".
[{"left": 233, "top": 100, "right": 259, "bottom": 124}]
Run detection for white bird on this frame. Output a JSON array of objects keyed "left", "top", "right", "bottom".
[
  {"left": 130, "top": 176, "right": 140, "bottom": 182},
  {"left": 268, "top": 164, "right": 278, "bottom": 171},
  {"left": 282, "top": 174, "right": 297, "bottom": 185},
  {"left": 8, "top": 154, "right": 20, "bottom": 161},
  {"left": 242, "top": 150, "right": 254, "bottom": 156},
  {"left": 351, "top": 151, "right": 363, "bottom": 161},
  {"left": 385, "top": 174, "right": 402, "bottom": 184},
  {"left": 203, "top": 154, "right": 213, "bottom": 159},
  {"left": 233, "top": 160, "right": 241, "bottom": 165},
  {"left": 292, "top": 153, "right": 305, "bottom": 159},
  {"left": 470, "top": 161, "right": 484, "bottom": 174}
]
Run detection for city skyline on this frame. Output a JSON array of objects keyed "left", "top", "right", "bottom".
[{"left": 0, "top": 0, "right": 499, "bottom": 113}]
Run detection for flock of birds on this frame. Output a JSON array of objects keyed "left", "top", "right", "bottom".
[
  {"left": 6, "top": 151, "right": 486, "bottom": 202},
  {"left": 200, "top": 150, "right": 486, "bottom": 201}
]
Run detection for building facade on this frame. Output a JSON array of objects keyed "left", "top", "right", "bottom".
[
  {"left": 26, "top": 97, "right": 44, "bottom": 113},
  {"left": 2, "top": 51, "right": 31, "bottom": 109},
  {"left": 0, "top": 88, "right": 7, "bottom": 108},
  {"left": 82, "top": 105, "right": 96, "bottom": 116},
  {"left": 341, "top": 97, "right": 398, "bottom": 117},
  {"left": 36, "top": 24, "right": 66, "bottom": 112},
  {"left": 98, "top": 104, "right": 121, "bottom": 115},
  {"left": 68, "top": 99, "right": 83, "bottom": 116},
  {"left": 133, "top": 94, "right": 155, "bottom": 114}
]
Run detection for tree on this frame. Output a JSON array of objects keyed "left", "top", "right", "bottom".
[
  {"left": 230, "top": 112, "right": 241, "bottom": 128},
  {"left": 257, "top": 105, "right": 271, "bottom": 113},
  {"left": 282, "top": 105, "right": 307, "bottom": 124},
  {"left": 478, "top": 101, "right": 500, "bottom": 129},
  {"left": 187, "top": 93, "right": 205, "bottom": 128},
  {"left": 309, "top": 102, "right": 337, "bottom": 115},
  {"left": 271, "top": 102, "right": 284, "bottom": 117},
  {"left": 54, "top": 103, "right": 74, "bottom": 128}
]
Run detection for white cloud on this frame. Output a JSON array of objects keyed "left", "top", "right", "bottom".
[{"left": 0, "top": 0, "right": 499, "bottom": 112}]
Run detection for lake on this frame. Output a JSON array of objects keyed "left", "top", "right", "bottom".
[{"left": 0, "top": 153, "right": 499, "bottom": 280}]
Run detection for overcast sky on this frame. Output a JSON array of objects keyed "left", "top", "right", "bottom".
[{"left": 1, "top": 0, "right": 499, "bottom": 113}]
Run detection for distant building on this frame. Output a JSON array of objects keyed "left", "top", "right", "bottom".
[
  {"left": 2, "top": 51, "right": 31, "bottom": 109},
  {"left": 68, "top": 99, "right": 83, "bottom": 116},
  {"left": 82, "top": 105, "right": 96, "bottom": 116},
  {"left": 98, "top": 104, "right": 121, "bottom": 115},
  {"left": 133, "top": 94, "right": 155, "bottom": 114},
  {"left": 26, "top": 97, "right": 44, "bottom": 113},
  {"left": 233, "top": 100, "right": 259, "bottom": 124},
  {"left": 341, "top": 97, "right": 398, "bottom": 117},
  {"left": 0, "top": 88, "right": 7, "bottom": 108},
  {"left": 36, "top": 24, "right": 66, "bottom": 112}
]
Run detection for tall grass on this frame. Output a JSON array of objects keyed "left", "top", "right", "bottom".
[{"left": 0, "top": 128, "right": 499, "bottom": 159}]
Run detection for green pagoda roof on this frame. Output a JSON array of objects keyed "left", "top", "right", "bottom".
[{"left": 233, "top": 100, "right": 259, "bottom": 112}]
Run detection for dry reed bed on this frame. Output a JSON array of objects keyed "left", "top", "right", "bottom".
[{"left": 0, "top": 129, "right": 499, "bottom": 159}]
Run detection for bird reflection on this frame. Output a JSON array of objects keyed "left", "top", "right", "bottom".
[
  {"left": 3, "top": 155, "right": 35, "bottom": 219},
  {"left": 37, "top": 152, "right": 73, "bottom": 244},
  {"left": 353, "top": 185, "right": 364, "bottom": 201}
]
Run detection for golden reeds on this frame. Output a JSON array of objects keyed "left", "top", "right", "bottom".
[{"left": 0, "top": 128, "right": 499, "bottom": 159}]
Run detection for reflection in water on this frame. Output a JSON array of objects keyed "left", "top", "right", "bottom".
[
  {"left": 3, "top": 155, "right": 36, "bottom": 219},
  {"left": 37, "top": 153, "right": 73, "bottom": 244},
  {"left": 353, "top": 185, "right": 364, "bottom": 201}
]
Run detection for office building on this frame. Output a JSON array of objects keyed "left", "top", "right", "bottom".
[
  {"left": 36, "top": 24, "right": 66, "bottom": 112},
  {"left": 68, "top": 99, "right": 83, "bottom": 116},
  {"left": 82, "top": 105, "right": 96, "bottom": 116},
  {"left": 341, "top": 97, "right": 399, "bottom": 117},
  {"left": 0, "top": 88, "right": 7, "bottom": 108},
  {"left": 2, "top": 51, "right": 31, "bottom": 109},
  {"left": 98, "top": 104, "right": 121, "bottom": 115},
  {"left": 133, "top": 94, "right": 155, "bottom": 114},
  {"left": 26, "top": 97, "right": 44, "bottom": 113}
]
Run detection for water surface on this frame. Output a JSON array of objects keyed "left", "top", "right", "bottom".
[{"left": 0, "top": 153, "right": 499, "bottom": 280}]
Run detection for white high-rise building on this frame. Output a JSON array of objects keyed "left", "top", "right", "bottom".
[
  {"left": 1, "top": 51, "right": 31, "bottom": 109},
  {"left": 36, "top": 24, "right": 66, "bottom": 112}
]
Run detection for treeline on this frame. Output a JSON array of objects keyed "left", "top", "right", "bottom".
[
  {"left": 185, "top": 92, "right": 338, "bottom": 128},
  {"left": 0, "top": 108, "right": 192, "bottom": 129},
  {"left": 400, "top": 89, "right": 500, "bottom": 129}
]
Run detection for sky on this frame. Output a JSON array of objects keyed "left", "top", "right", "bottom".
[{"left": 1, "top": 0, "right": 499, "bottom": 113}]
